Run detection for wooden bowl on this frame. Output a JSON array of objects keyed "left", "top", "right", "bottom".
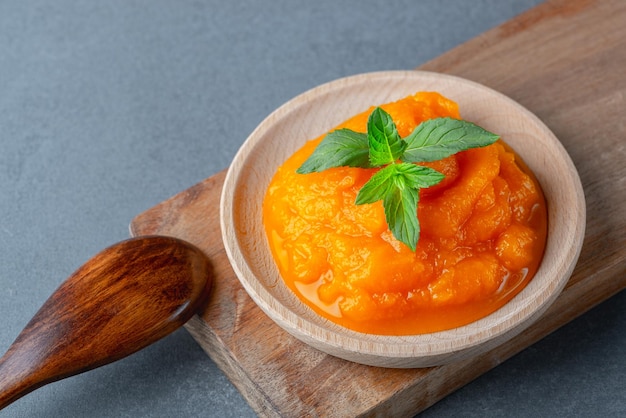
[{"left": 220, "top": 71, "right": 585, "bottom": 368}]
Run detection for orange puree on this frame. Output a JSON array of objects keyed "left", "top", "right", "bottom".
[{"left": 262, "top": 92, "right": 547, "bottom": 335}]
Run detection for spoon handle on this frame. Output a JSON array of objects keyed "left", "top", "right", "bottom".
[
  {"left": 0, "top": 236, "right": 212, "bottom": 410},
  {"left": 0, "top": 357, "right": 28, "bottom": 409},
  {"left": 0, "top": 341, "right": 48, "bottom": 408}
]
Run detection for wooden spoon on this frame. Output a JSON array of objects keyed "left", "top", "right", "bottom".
[{"left": 0, "top": 235, "right": 213, "bottom": 410}]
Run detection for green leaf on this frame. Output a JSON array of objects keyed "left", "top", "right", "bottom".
[
  {"left": 383, "top": 185, "right": 420, "bottom": 251},
  {"left": 401, "top": 117, "right": 499, "bottom": 163},
  {"left": 297, "top": 129, "right": 370, "bottom": 173},
  {"left": 355, "top": 164, "right": 396, "bottom": 205},
  {"left": 391, "top": 162, "right": 445, "bottom": 189},
  {"left": 367, "top": 107, "right": 407, "bottom": 167}
]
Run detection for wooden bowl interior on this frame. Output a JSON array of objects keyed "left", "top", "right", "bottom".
[{"left": 221, "top": 71, "right": 585, "bottom": 367}]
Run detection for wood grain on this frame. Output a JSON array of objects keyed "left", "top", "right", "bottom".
[{"left": 130, "top": 0, "right": 626, "bottom": 415}]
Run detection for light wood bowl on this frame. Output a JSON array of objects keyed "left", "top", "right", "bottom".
[{"left": 220, "top": 71, "right": 585, "bottom": 368}]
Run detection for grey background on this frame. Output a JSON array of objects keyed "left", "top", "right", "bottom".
[{"left": 1, "top": 1, "right": 624, "bottom": 417}]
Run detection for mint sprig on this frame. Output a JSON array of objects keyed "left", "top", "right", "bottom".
[{"left": 297, "top": 107, "right": 499, "bottom": 251}]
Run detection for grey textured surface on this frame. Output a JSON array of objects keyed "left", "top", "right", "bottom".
[{"left": 1, "top": 1, "right": 624, "bottom": 417}]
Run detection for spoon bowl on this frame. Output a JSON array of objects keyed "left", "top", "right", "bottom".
[{"left": 0, "top": 235, "right": 212, "bottom": 409}]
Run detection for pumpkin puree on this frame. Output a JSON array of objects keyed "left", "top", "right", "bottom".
[{"left": 263, "top": 92, "right": 547, "bottom": 335}]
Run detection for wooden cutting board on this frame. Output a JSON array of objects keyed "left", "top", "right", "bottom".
[{"left": 130, "top": 0, "right": 626, "bottom": 416}]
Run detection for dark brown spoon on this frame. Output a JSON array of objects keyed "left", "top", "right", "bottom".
[{"left": 0, "top": 235, "right": 213, "bottom": 410}]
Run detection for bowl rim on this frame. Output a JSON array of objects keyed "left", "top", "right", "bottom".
[{"left": 220, "top": 70, "right": 586, "bottom": 367}]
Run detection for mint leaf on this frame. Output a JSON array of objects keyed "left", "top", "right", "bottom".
[
  {"left": 297, "top": 129, "right": 370, "bottom": 173},
  {"left": 395, "top": 163, "right": 445, "bottom": 189},
  {"left": 367, "top": 107, "right": 407, "bottom": 167},
  {"left": 401, "top": 117, "right": 499, "bottom": 163},
  {"left": 383, "top": 183, "right": 420, "bottom": 251},
  {"left": 355, "top": 164, "right": 396, "bottom": 205}
]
